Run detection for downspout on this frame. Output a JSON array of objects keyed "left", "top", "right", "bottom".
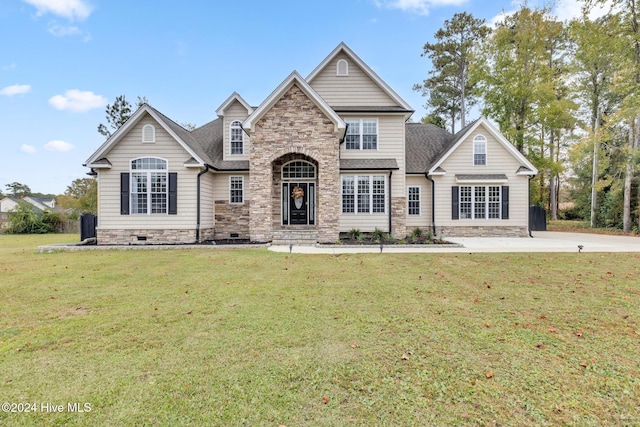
[
  {"left": 425, "top": 174, "right": 436, "bottom": 236},
  {"left": 388, "top": 170, "right": 393, "bottom": 235},
  {"left": 528, "top": 174, "right": 535, "bottom": 238},
  {"left": 196, "top": 164, "right": 211, "bottom": 243}
]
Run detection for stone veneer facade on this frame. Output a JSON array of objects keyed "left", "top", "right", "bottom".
[
  {"left": 97, "top": 228, "right": 213, "bottom": 245},
  {"left": 214, "top": 201, "right": 250, "bottom": 240},
  {"left": 249, "top": 84, "right": 341, "bottom": 244},
  {"left": 440, "top": 226, "right": 528, "bottom": 238}
]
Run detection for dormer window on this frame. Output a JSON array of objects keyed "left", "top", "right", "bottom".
[
  {"left": 230, "top": 121, "right": 243, "bottom": 155},
  {"left": 337, "top": 59, "right": 348, "bottom": 76},
  {"left": 142, "top": 124, "right": 155, "bottom": 143},
  {"left": 473, "top": 135, "right": 487, "bottom": 166}
]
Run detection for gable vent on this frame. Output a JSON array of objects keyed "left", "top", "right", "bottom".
[
  {"left": 142, "top": 124, "right": 156, "bottom": 143},
  {"left": 337, "top": 59, "right": 348, "bottom": 76}
]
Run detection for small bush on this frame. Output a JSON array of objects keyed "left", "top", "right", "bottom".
[
  {"left": 346, "top": 228, "right": 362, "bottom": 241},
  {"left": 371, "top": 228, "right": 387, "bottom": 243},
  {"left": 6, "top": 202, "right": 50, "bottom": 234}
]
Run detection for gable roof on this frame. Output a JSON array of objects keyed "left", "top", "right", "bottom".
[
  {"left": 307, "top": 42, "right": 413, "bottom": 112},
  {"left": 191, "top": 118, "right": 249, "bottom": 171},
  {"left": 243, "top": 71, "right": 346, "bottom": 134},
  {"left": 427, "top": 117, "right": 539, "bottom": 176},
  {"left": 84, "top": 104, "right": 212, "bottom": 168},
  {"left": 215, "top": 92, "right": 254, "bottom": 117}
]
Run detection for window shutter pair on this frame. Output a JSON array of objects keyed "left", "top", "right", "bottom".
[
  {"left": 120, "top": 172, "right": 177, "bottom": 215},
  {"left": 450, "top": 185, "right": 509, "bottom": 220}
]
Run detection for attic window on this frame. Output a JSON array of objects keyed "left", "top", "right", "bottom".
[
  {"left": 337, "top": 59, "right": 348, "bottom": 76},
  {"left": 473, "top": 135, "right": 487, "bottom": 166},
  {"left": 142, "top": 124, "right": 156, "bottom": 143}
]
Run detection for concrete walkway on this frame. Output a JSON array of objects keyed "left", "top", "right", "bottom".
[{"left": 268, "top": 231, "right": 640, "bottom": 254}]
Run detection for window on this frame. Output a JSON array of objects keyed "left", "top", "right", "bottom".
[
  {"left": 230, "top": 121, "right": 243, "bottom": 155},
  {"left": 345, "top": 119, "right": 377, "bottom": 150},
  {"left": 473, "top": 135, "right": 487, "bottom": 165},
  {"left": 337, "top": 59, "right": 348, "bottom": 76},
  {"left": 142, "top": 124, "right": 155, "bottom": 143},
  {"left": 408, "top": 186, "right": 420, "bottom": 215},
  {"left": 230, "top": 176, "right": 244, "bottom": 204},
  {"left": 130, "top": 158, "right": 167, "bottom": 214},
  {"left": 282, "top": 160, "right": 316, "bottom": 179},
  {"left": 341, "top": 175, "right": 386, "bottom": 214},
  {"left": 459, "top": 185, "right": 501, "bottom": 219}
]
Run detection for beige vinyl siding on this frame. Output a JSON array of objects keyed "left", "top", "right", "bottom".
[
  {"left": 212, "top": 172, "right": 250, "bottom": 202},
  {"left": 200, "top": 172, "right": 215, "bottom": 229},
  {"left": 223, "top": 100, "right": 251, "bottom": 161},
  {"left": 340, "top": 115, "right": 406, "bottom": 196},
  {"left": 433, "top": 126, "right": 529, "bottom": 229},
  {"left": 405, "top": 175, "right": 432, "bottom": 229},
  {"left": 309, "top": 52, "right": 397, "bottom": 107},
  {"left": 96, "top": 114, "right": 200, "bottom": 231}
]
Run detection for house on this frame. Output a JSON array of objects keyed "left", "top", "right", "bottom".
[
  {"left": 0, "top": 196, "right": 52, "bottom": 228},
  {"left": 84, "top": 43, "right": 538, "bottom": 245}
]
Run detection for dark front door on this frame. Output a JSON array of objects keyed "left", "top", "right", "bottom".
[
  {"left": 290, "top": 183, "right": 308, "bottom": 225},
  {"left": 283, "top": 182, "right": 315, "bottom": 225}
]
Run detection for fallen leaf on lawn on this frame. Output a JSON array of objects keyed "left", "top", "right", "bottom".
[
  {"left": 322, "top": 396, "right": 329, "bottom": 404},
  {"left": 576, "top": 330, "right": 583, "bottom": 337},
  {"left": 486, "top": 372, "right": 493, "bottom": 378},
  {"left": 401, "top": 354, "right": 409, "bottom": 360},
  {"left": 580, "top": 363, "right": 588, "bottom": 368},
  {"left": 536, "top": 343, "right": 546, "bottom": 349},
  {"left": 540, "top": 315, "right": 547, "bottom": 319},
  {"left": 484, "top": 323, "right": 490, "bottom": 328},
  {"left": 474, "top": 298, "right": 479, "bottom": 303},
  {"left": 548, "top": 326, "right": 556, "bottom": 332},
  {"left": 351, "top": 343, "right": 359, "bottom": 348}
]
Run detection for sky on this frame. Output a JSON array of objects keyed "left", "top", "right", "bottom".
[{"left": 0, "top": 0, "right": 602, "bottom": 195}]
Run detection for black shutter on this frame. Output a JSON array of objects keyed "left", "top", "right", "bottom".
[
  {"left": 501, "top": 186, "right": 509, "bottom": 219},
  {"left": 451, "top": 186, "right": 459, "bottom": 220},
  {"left": 168, "top": 173, "right": 177, "bottom": 215},
  {"left": 120, "top": 173, "right": 130, "bottom": 215}
]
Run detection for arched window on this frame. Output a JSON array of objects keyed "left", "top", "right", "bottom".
[
  {"left": 230, "top": 121, "right": 243, "bottom": 155},
  {"left": 130, "top": 157, "right": 168, "bottom": 214},
  {"left": 337, "top": 59, "right": 349, "bottom": 76},
  {"left": 473, "top": 135, "right": 487, "bottom": 166},
  {"left": 142, "top": 124, "right": 155, "bottom": 143},
  {"left": 282, "top": 160, "right": 316, "bottom": 179}
]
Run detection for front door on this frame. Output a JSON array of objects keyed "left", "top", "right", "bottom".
[{"left": 283, "top": 182, "right": 315, "bottom": 225}]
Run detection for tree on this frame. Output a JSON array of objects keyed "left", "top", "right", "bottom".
[
  {"left": 5, "top": 182, "right": 31, "bottom": 197},
  {"left": 414, "top": 12, "right": 490, "bottom": 133},
  {"left": 421, "top": 114, "right": 447, "bottom": 130},
  {"left": 64, "top": 177, "right": 97, "bottom": 214},
  {"left": 98, "top": 95, "right": 148, "bottom": 138}
]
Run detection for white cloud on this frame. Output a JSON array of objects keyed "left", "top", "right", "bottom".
[
  {"left": 491, "top": 0, "right": 613, "bottom": 26},
  {"left": 44, "top": 140, "right": 74, "bottom": 152},
  {"left": 48, "top": 89, "right": 106, "bottom": 112},
  {"left": 374, "top": 0, "right": 467, "bottom": 15},
  {"left": 0, "top": 84, "right": 32, "bottom": 96},
  {"left": 22, "top": 0, "right": 92, "bottom": 21},
  {"left": 48, "top": 23, "right": 81, "bottom": 36},
  {"left": 21, "top": 144, "right": 37, "bottom": 154}
]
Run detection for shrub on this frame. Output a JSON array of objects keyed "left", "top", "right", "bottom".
[
  {"left": 6, "top": 202, "right": 50, "bottom": 234},
  {"left": 346, "top": 228, "right": 362, "bottom": 241},
  {"left": 371, "top": 228, "right": 387, "bottom": 243}
]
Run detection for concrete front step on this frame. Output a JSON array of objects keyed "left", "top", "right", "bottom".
[{"left": 272, "top": 230, "right": 318, "bottom": 246}]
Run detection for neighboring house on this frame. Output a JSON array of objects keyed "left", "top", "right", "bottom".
[
  {"left": 0, "top": 196, "right": 48, "bottom": 228},
  {"left": 84, "top": 43, "right": 538, "bottom": 245}
]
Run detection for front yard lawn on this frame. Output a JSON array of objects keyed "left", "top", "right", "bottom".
[{"left": 0, "top": 234, "right": 638, "bottom": 425}]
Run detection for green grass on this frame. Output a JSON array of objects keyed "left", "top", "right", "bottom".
[{"left": 1, "top": 234, "right": 639, "bottom": 426}]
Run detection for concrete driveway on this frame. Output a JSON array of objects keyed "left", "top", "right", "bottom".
[{"left": 268, "top": 231, "right": 640, "bottom": 254}]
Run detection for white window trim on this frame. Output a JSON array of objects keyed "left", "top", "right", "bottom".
[
  {"left": 459, "top": 185, "right": 501, "bottom": 220},
  {"left": 341, "top": 174, "right": 386, "bottom": 214},
  {"left": 130, "top": 157, "right": 168, "bottom": 215},
  {"left": 345, "top": 118, "right": 378, "bottom": 150},
  {"left": 337, "top": 59, "right": 348, "bottom": 76},
  {"left": 408, "top": 186, "right": 420, "bottom": 216},
  {"left": 473, "top": 135, "right": 487, "bottom": 166},
  {"left": 229, "top": 176, "right": 244, "bottom": 204},
  {"left": 142, "top": 124, "right": 156, "bottom": 143},
  {"left": 230, "top": 121, "right": 244, "bottom": 156}
]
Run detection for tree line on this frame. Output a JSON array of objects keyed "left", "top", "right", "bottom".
[{"left": 415, "top": 1, "right": 640, "bottom": 232}]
